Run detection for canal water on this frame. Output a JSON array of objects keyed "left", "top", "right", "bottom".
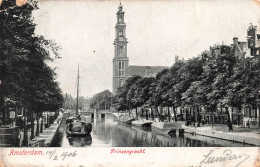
[{"left": 52, "top": 113, "right": 252, "bottom": 147}]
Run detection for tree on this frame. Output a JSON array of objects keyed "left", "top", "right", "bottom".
[
  {"left": 114, "top": 75, "right": 141, "bottom": 115},
  {"left": 0, "top": 0, "right": 63, "bottom": 144},
  {"left": 90, "top": 90, "right": 112, "bottom": 110}
]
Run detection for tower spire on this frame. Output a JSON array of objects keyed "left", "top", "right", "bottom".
[
  {"left": 118, "top": 0, "right": 123, "bottom": 11},
  {"left": 113, "top": 2, "right": 128, "bottom": 94}
]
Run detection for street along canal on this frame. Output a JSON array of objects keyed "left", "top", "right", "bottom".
[{"left": 51, "top": 113, "right": 252, "bottom": 147}]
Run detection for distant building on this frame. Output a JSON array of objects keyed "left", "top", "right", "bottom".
[
  {"left": 231, "top": 23, "right": 260, "bottom": 58},
  {"left": 230, "top": 23, "right": 260, "bottom": 128},
  {"left": 112, "top": 3, "right": 167, "bottom": 94},
  {"left": 247, "top": 24, "right": 260, "bottom": 57},
  {"left": 125, "top": 65, "right": 167, "bottom": 78}
]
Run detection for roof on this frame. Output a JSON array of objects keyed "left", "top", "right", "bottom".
[{"left": 125, "top": 65, "right": 168, "bottom": 77}]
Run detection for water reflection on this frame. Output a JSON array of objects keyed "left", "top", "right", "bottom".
[
  {"left": 67, "top": 135, "right": 92, "bottom": 147},
  {"left": 59, "top": 113, "right": 252, "bottom": 147}
]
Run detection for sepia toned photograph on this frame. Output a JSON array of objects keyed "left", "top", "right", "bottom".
[{"left": 0, "top": 0, "right": 260, "bottom": 152}]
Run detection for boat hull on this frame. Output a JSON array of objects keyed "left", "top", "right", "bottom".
[
  {"left": 118, "top": 115, "right": 134, "bottom": 124},
  {"left": 131, "top": 120, "right": 153, "bottom": 127},
  {"left": 151, "top": 122, "right": 184, "bottom": 136},
  {"left": 66, "top": 122, "right": 92, "bottom": 136}
]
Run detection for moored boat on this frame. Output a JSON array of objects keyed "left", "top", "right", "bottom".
[
  {"left": 66, "top": 121, "right": 92, "bottom": 136},
  {"left": 66, "top": 65, "right": 92, "bottom": 136},
  {"left": 151, "top": 122, "right": 184, "bottom": 136},
  {"left": 118, "top": 115, "right": 134, "bottom": 124},
  {"left": 66, "top": 114, "right": 80, "bottom": 124},
  {"left": 131, "top": 120, "right": 153, "bottom": 127}
]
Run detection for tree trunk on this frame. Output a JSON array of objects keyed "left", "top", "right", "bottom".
[
  {"left": 141, "top": 108, "right": 144, "bottom": 118},
  {"left": 46, "top": 111, "right": 49, "bottom": 128},
  {"left": 225, "top": 107, "right": 233, "bottom": 131},
  {"left": 36, "top": 115, "right": 39, "bottom": 136},
  {"left": 259, "top": 106, "right": 260, "bottom": 127},
  {"left": 197, "top": 105, "right": 201, "bottom": 127},
  {"left": 151, "top": 107, "right": 154, "bottom": 120},
  {"left": 129, "top": 102, "right": 131, "bottom": 116},
  {"left": 22, "top": 112, "right": 28, "bottom": 146},
  {"left": 30, "top": 112, "right": 35, "bottom": 140},
  {"left": 40, "top": 116, "right": 43, "bottom": 133},
  {"left": 167, "top": 106, "right": 171, "bottom": 122},
  {"left": 173, "top": 106, "right": 177, "bottom": 122},
  {"left": 185, "top": 108, "right": 188, "bottom": 121},
  {"left": 135, "top": 107, "right": 138, "bottom": 119},
  {"left": 180, "top": 107, "right": 184, "bottom": 121},
  {"left": 145, "top": 108, "right": 148, "bottom": 120},
  {"left": 156, "top": 107, "right": 161, "bottom": 122}
]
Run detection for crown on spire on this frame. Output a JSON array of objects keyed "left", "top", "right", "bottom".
[{"left": 118, "top": 2, "right": 123, "bottom": 11}]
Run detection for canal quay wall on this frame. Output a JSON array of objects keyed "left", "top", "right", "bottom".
[
  {"left": 183, "top": 126, "right": 260, "bottom": 146},
  {"left": 29, "top": 113, "right": 63, "bottom": 147},
  {"left": 112, "top": 113, "right": 260, "bottom": 146}
]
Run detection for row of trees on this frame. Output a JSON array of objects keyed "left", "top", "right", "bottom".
[
  {"left": 89, "top": 90, "right": 112, "bottom": 110},
  {"left": 114, "top": 44, "right": 260, "bottom": 126},
  {"left": 0, "top": 0, "right": 63, "bottom": 145}
]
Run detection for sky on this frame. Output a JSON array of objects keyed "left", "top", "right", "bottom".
[{"left": 32, "top": 0, "right": 260, "bottom": 98}]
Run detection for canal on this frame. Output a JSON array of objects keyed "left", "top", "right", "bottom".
[{"left": 51, "top": 113, "right": 252, "bottom": 147}]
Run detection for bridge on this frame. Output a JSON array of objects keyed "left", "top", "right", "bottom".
[{"left": 84, "top": 109, "right": 112, "bottom": 114}]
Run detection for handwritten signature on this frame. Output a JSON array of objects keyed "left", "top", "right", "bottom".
[{"left": 200, "top": 149, "right": 249, "bottom": 167}]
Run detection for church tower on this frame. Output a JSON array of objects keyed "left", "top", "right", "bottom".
[{"left": 112, "top": 3, "right": 129, "bottom": 94}]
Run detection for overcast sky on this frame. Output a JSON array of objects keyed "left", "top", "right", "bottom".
[{"left": 32, "top": 0, "right": 260, "bottom": 98}]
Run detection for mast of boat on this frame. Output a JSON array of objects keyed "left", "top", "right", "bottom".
[{"left": 76, "top": 64, "right": 79, "bottom": 115}]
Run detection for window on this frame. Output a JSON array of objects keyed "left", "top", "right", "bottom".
[
  {"left": 119, "top": 46, "right": 123, "bottom": 54},
  {"left": 119, "top": 17, "right": 123, "bottom": 23},
  {"left": 119, "top": 37, "right": 123, "bottom": 41},
  {"left": 119, "top": 61, "right": 124, "bottom": 70},
  {"left": 119, "top": 79, "right": 124, "bottom": 86},
  {"left": 119, "top": 30, "right": 123, "bottom": 36}
]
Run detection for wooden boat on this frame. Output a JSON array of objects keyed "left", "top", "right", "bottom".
[
  {"left": 66, "top": 114, "right": 80, "bottom": 124},
  {"left": 118, "top": 115, "right": 134, "bottom": 124},
  {"left": 151, "top": 122, "right": 184, "bottom": 136},
  {"left": 66, "top": 65, "right": 92, "bottom": 136},
  {"left": 66, "top": 121, "right": 92, "bottom": 136},
  {"left": 131, "top": 120, "right": 153, "bottom": 127}
]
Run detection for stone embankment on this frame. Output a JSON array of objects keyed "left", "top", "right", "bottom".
[
  {"left": 30, "top": 113, "right": 63, "bottom": 147},
  {"left": 183, "top": 125, "right": 260, "bottom": 146}
]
